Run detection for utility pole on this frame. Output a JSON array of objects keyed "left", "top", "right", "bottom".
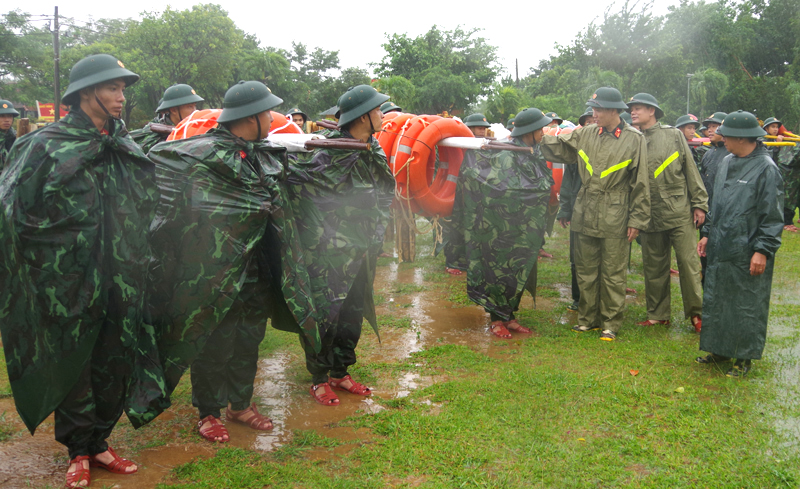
[
  {"left": 54, "top": 6, "right": 60, "bottom": 122},
  {"left": 686, "top": 73, "right": 693, "bottom": 115},
  {"left": 515, "top": 58, "right": 519, "bottom": 86}
]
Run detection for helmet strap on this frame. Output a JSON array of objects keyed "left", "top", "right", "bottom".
[
  {"left": 255, "top": 113, "right": 262, "bottom": 141},
  {"left": 94, "top": 87, "right": 121, "bottom": 123}
]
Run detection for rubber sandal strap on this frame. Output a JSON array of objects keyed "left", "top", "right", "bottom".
[
  {"left": 310, "top": 383, "right": 340, "bottom": 406},
  {"left": 329, "top": 375, "right": 372, "bottom": 395},
  {"left": 227, "top": 403, "right": 273, "bottom": 430},
  {"left": 197, "top": 415, "right": 229, "bottom": 442}
]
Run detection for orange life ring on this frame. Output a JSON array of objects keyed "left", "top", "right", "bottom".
[
  {"left": 390, "top": 115, "right": 442, "bottom": 214},
  {"left": 542, "top": 126, "right": 573, "bottom": 205},
  {"left": 269, "top": 111, "right": 303, "bottom": 135},
  {"left": 406, "top": 118, "right": 473, "bottom": 217},
  {"left": 167, "top": 109, "right": 221, "bottom": 141},
  {"left": 377, "top": 113, "right": 414, "bottom": 158}
]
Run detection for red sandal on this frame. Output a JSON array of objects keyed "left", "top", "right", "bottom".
[
  {"left": 329, "top": 375, "right": 372, "bottom": 396},
  {"left": 505, "top": 319, "right": 532, "bottom": 334},
  {"left": 226, "top": 403, "right": 273, "bottom": 431},
  {"left": 489, "top": 320, "right": 511, "bottom": 338},
  {"left": 636, "top": 319, "right": 670, "bottom": 326},
  {"left": 310, "top": 382, "right": 340, "bottom": 406},
  {"left": 89, "top": 446, "right": 137, "bottom": 475},
  {"left": 445, "top": 267, "right": 463, "bottom": 276},
  {"left": 197, "top": 415, "right": 229, "bottom": 443},
  {"left": 691, "top": 315, "right": 702, "bottom": 334},
  {"left": 65, "top": 455, "right": 90, "bottom": 488}
]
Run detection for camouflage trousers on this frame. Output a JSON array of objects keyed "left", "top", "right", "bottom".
[
  {"left": 191, "top": 280, "right": 269, "bottom": 419},
  {"left": 300, "top": 262, "right": 368, "bottom": 385},
  {"left": 55, "top": 314, "right": 135, "bottom": 459},
  {"left": 640, "top": 222, "right": 703, "bottom": 320}
]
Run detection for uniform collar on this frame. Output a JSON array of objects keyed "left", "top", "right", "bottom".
[{"left": 598, "top": 120, "right": 625, "bottom": 139}]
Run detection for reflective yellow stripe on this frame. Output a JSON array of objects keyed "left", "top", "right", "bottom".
[
  {"left": 579, "top": 150, "right": 593, "bottom": 176},
  {"left": 654, "top": 151, "right": 679, "bottom": 179},
  {"left": 600, "top": 159, "right": 632, "bottom": 178}
]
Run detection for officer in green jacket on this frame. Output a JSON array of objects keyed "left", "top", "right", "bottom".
[
  {"left": 675, "top": 114, "right": 702, "bottom": 164},
  {"left": 696, "top": 111, "right": 783, "bottom": 377},
  {"left": 465, "top": 113, "right": 491, "bottom": 137},
  {"left": 541, "top": 87, "right": 650, "bottom": 341},
  {"left": 0, "top": 99, "right": 19, "bottom": 169},
  {"left": 628, "top": 94, "right": 708, "bottom": 333},
  {"left": 131, "top": 84, "right": 204, "bottom": 153}
]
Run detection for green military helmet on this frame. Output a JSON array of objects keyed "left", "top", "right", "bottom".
[
  {"left": 62, "top": 54, "right": 140, "bottom": 106},
  {"left": 380, "top": 101, "right": 402, "bottom": 114},
  {"left": 620, "top": 111, "right": 633, "bottom": 125},
  {"left": 510, "top": 108, "right": 552, "bottom": 137},
  {"left": 703, "top": 111, "right": 727, "bottom": 126},
  {"left": 675, "top": 114, "right": 700, "bottom": 129},
  {"left": 717, "top": 110, "right": 767, "bottom": 138},
  {"left": 586, "top": 87, "right": 628, "bottom": 110},
  {"left": 336, "top": 85, "right": 390, "bottom": 127},
  {"left": 0, "top": 99, "right": 19, "bottom": 117},
  {"left": 762, "top": 116, "right": 781, "bottom": 129},
  {"left": 464, "top": 113, "right": 491, "bottom": 128},
  {"left": 286, "top": 107, "right": 307, "bottom": 120},
  {"left": 627, "top": 93, "right": 664, "bottom": 119},
  {"left": 156, "top": 84, "right": 204, "bottom": 112},
  {"left": 578, "top": 107, "right": 594, "bottom": 126},
  {"left": 544, "top": 111, "right": 563, "bottom": 124},
  {"left": 217, "top": 80, "right": 283, "bottom": 124},
  {"left": 506, "top": 117, "right": 515, "bottom": 131}
]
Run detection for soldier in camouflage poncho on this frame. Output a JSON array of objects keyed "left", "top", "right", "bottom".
[
  {"left": 147, "top": 81, "right": 317, "bottom": 441},
  {"left": 130, "top": 84, "right": 204, "bottom": 154},
  {"left": 0, "top": 54, "right": 158, "bottom": 487},
  {"left": 0, "top": 98, "right": 19, "bottom": 169},
  {"left": 451, "top": 108, "right": 553, "bottom": 338},
  {"left": 287, "top": 85, "right": 393, "bottom": 406}
]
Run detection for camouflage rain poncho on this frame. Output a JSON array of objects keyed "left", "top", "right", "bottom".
[
  {"left": 1, "top": 127, "right": 16, "bottom": 169},
  {"left": 451, "top": 140, "right": 553, "bottom": 320},
  {"left": 285, "top": 130, "right": 394, "bottom": 337},
  {"left": 130, "top": 115, "right": 171, "bottom": 154},
  {"left": 0, "top": 109, "right": 162, "bottom": 432},
  {"left": 146, "top": 126, "right": 319, "bottom": 412}
]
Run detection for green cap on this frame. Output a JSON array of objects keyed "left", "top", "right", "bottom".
[
  {"left": 620, "top": 111, "right": 633, "bottom": 125},
  {"left": 675, "top": 114, "right": 700, "bottom": 129},
  {"left": 510, "top": 108, "right": 552, "bottom": 137},
  {"left": 464, "top": 113, "right": 491, "bottom": 128},
  {"left": 380, "top": 101, "right": 402, "bottom": 114},
  {"left": 286, "top": 108, "right": 307, "bottom": 120},
  {"left": 217, "top": 80, "right": 283, "bottom": 124},
  {"left": 62, "top": 54, "right": 140, "bottom": 106},
  {"left": 702, "top": 111, "right": 727, "bottom": 126},
  {"left": 156, "top": 84, "right": 204, "bottom": 112},
  {"left": 544, "top": 112, "right": 563, "bottom": 124},
  {"left": 506, "top": 117, "right": 515, "bottom": 130},
  {"left": 627, "top": 93, "right": 664, "bottom": 119},
  {"left": 0, "top": 100, "right": 19, "bottom": 117},
  {"left": 578, "top": 107, "right": 594, "bottom": 126},
  {"left": 762, "top": 117, "right": 781, "bottom": 129},
  {"left": 336, "top": 85, "right": 390, "bottom": 127},
  {"left": 717, "top": 110, "right": 767, "bottom": 138},
  {"left": 586, "top": 87, "right": 628, "bottom": 110}
]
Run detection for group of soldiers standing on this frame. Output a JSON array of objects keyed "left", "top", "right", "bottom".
[{"left": 0, "top": 52, "right": 792, "bottom": 488}]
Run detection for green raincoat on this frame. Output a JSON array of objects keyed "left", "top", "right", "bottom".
[
  {"left": 451, "top": 140, "right": 553, "bottom": 320},
  {"left": 700, "top": 145, "right": 783, "bottom": 359},
  {"left": 146, "top": 126, "right": 319, "bottom": 412},
  {"left": 285, "top": 130, "right": 394, "bottom": 338},
  {"left": 697, "top": 142, "right": 729, "bottom": 206},
  {"left": 130, "top": 115, "right": 171, "bottom": 154},
  {"left": 775, "top": 143, "right": 800, "bottom": 223},
  {"left": 0, "top": 109, "right": 162, "bottom": 432},
  {"left": 1, "top": 127, "right": 16, "bottom": 169}
]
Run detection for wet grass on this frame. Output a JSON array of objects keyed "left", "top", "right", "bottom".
[{"left": 156, "top": 229, "right": 800, "bottom": 488}]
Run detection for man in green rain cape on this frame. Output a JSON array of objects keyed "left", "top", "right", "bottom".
[
  {"left": 0, "top": 98, "right": 19, "bottom": 169},
  {"left": 451, "top": 108, "right": 554, "bottom": 338},
  {"left": 0, "top": 54, "right": 160, "bottom": 487},
  {"left": 696, "top": 111, "right": 783, "bottom": 377},
  {"left": 287, "top": 85, "right": 394, "bottom": 406},
  {"left": 146, "top": 81, "right": 318, "bottom": 441},
  {"left": 130, "top": 84, "right": 204, "bottom": 153}
]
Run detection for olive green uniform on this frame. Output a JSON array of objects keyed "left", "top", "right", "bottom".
[
  {"left": 542, "top": 122, "right": 650, "bottom": 333},
  {"left": 639, "top": 123, "right": 708, "bottom": 321}
]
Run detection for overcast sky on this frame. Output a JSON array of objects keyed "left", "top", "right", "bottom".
[{"left": 18, "top": 1, "right": 683, "bottom": 77}]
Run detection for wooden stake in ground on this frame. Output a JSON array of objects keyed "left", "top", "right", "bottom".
[
  {"left": 16, "top": 119, "right": 31, "bottom": 137},
  {"left": 395, "top": 215, "right": 416, "bottom": 263}
]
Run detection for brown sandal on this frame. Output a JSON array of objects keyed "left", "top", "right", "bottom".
[
  {"left": 329, "top": 375, "right": 372, "bottom": 396},
  {"left": 197, "top": 415, "right": 229, "bottom": 443},
  {"left": 489, "top": 320, "right": 511, "bottom": 338},
  {"left": 89, "top": 446, "right": 137, "bottom": 474},
  {"left": 504, "top": 319, "right": 532, "bottom": 334},
  {"left": 310, "top": 382, "right": 340, "bottom": 406},
  {"left": 65, "top": 455, "right": 90, "bottom": 488},
  {"left": 226, "top": 403, "right": 273, "bottom": 431}
]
